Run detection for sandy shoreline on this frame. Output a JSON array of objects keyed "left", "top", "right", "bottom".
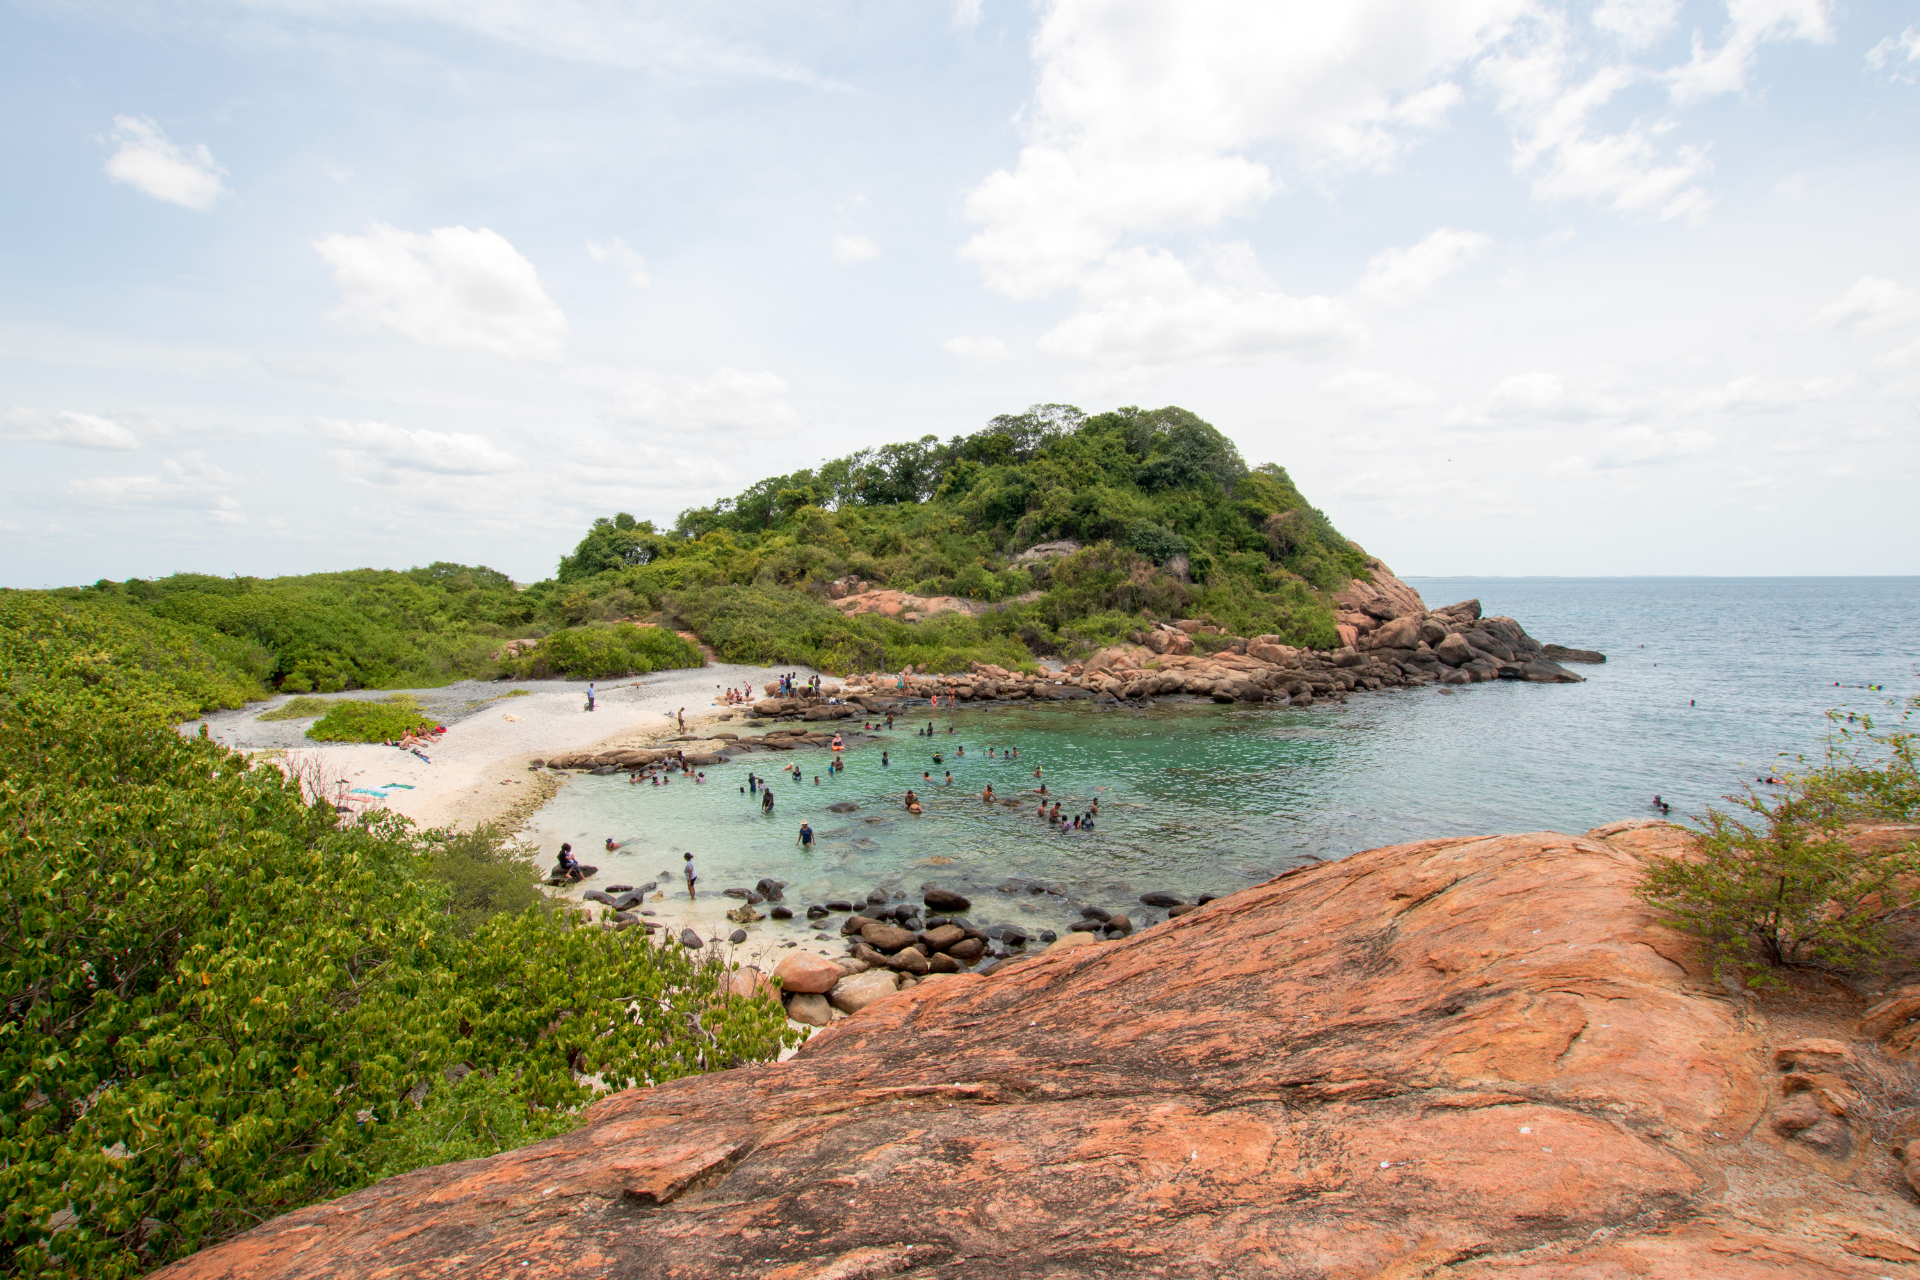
[{"left": 191, "top": 662, "right": 847, "bottom": 976}]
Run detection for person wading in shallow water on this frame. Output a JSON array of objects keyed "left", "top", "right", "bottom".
[
  {"left": 798, "top": 822, "right": 814, "bottom": 849},
  {"left": 683, "top": 851, "right": 698, "bottom": 899},
  {"left": 762, "top": 787, "right": 775, "bottom": 815}
]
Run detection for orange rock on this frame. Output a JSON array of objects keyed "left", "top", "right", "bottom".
[
  {"left": 159, "top": 829, "right": 1905, "bottom": 1280},
  {"left": 770, "top": 951, "right": 842, "bottom": 995}
]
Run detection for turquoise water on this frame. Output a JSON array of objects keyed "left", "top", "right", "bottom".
[{"left": 529, "top": 578, "right": 1919, "bottom": 929}]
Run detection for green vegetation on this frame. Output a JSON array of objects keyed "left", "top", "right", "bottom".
[
  {"left": 500, "top": 621, "right": 702, "bottom": 680},
  {"left": 0, "top": 590, "right": 797, "bottom": 1279},
  {"left": 545, "top": 404, "right": 1365, "bottom": 672},
  {"left": 255, "top": 695, "right": 334, "bottom": 720},
  {"left": 306, "top": 696, "right": 436, "bottom": 743},
  {"left": 1638, "top": 698, "right": 1920, "bottom": 985}
]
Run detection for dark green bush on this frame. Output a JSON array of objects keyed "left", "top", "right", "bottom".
[
  {"left": 507, "top": 623, "right": 703, "bottom": 679},
  {"left": 306, "top": 698, "right": 435, "bottom": 742},
  {"left": 0, "top": 608, "right": 796, "bottom": 1279},
  {"left": 1638, "top": 698, "right": 1920, "bottom": 985}
]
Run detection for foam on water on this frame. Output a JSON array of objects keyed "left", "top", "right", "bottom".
[{"left": 527, "top": 577, "right": 1919, "bottom": 926}]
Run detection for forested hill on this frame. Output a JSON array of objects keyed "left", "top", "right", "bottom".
[
  {"left": 552, "top": 404, "right": 1370, "bottom": 672},
  {"left": 10, "top": 405, "right": 1373, "bottom": 699}
]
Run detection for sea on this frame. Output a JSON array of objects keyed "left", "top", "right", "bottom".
[{"left": 527, "top": 578, "right": 1919, "bottom": 930}]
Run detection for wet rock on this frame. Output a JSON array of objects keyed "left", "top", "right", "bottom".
[
  {"left": 584, "top": 889, "right": 618, "bottom": 906},
  {"left": 924, "top": 887, "right": 972, "bottom": 913},
  {"left": 1048, "top": 932, "right": 1100, "bottom": 953},
  {"left": 891, "top": 946, "right": 932, "bottom": 975},
  {"left": 1106, "top": 913, "right": 1133, "bottom": 936},
  {"left": 1037, "top": 929, "right": 1057, "bottom": 943},
  {"left": 867, "top": 889, "right": 890, "bottom": 905},
  {"left": 1139, "top": 891, "right": 1184, "bottom": 908},
  {"left": 860, "top": 922, "right": 918, "bottom": 953},
  {"left": 919, "top": 924, "right": 966, "bottom": 952},
  {"left": 1543, "top": 644, "right": 1606, "bottom": 664},
  {"left": 785, "top": 992, "right": 832, "bottom": 1027},
  {"left": 605, "top": 884, "right": 633, "bottom": 894},
  {"left": 948, "top": 937, "right": 986, "bottom": 962},
  {"left": 824, "top": 899, "right": 854, "bottom": 912},
  {"left": 805, "top": 904, "right": 829, "bottom": 919},
  {"left": 679, "top": 929, "right": 702, "bottom": 949},
  {"left": 928, "top": 953, "right": 962, "bottom": 974},
  {"left": 1522, "top": 658, "right": 1586, "bottom": 684},
  {"left": 770, "top": 906, "right": 794, "bottom": 920},
  {"left": 1167, "top": 904, "right": 1200, "bottom": 918},
  {"left": 827, "top": 802, "right": 860, "bottom": 813},
  {"left": 1078, "top": 905, "right": 1113, "bottom": 923},
  {"left": 756, "top": 878, "right": 787, "bottom": 901},
  {"left": 771, "top": 952, "right": 843, "bottom": 995},
  {"left": 828, "top": 969, "right": 900, "bottom": 1015},
  {"left": 729, "top": 929, "right": 748, "bottom": 944},
  {"left": 722, "top": 888, "right": 751, "bottom": 899}
]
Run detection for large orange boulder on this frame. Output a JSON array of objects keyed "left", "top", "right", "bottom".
[{"left": 158, "top": 823, "right": 1920, "bottom": 1279}]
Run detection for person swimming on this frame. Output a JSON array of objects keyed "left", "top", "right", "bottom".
[
  {"left": 944, "top": 771, "right": 953, "bottom": 785},
  {"left": 982, "top": 783, "right": 995, "bottom": 802},
  {"left": 882, "top": 750, "right": 890, "bottom": 767}
]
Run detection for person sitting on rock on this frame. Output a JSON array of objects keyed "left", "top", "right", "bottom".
[{"left": 556, "top": 843, "right": 584, "bottom": 881}]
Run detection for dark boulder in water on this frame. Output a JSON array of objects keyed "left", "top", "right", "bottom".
[
  {"left": 770, "top": 905, "right": 793, "bottom": 920},
  {"left": 1139, "top": 891, "right": 1184, "bottom": 908},
  {"left": 679, "top": 929, "right": 701, "bottom": 949},
  {"left": 924, "top": 887, "right": 971, "bottom": 913},
  {"left": 1543, "top": 644, "right": 1606, "bottom": 664},
  {"left": 827, "top": 801, "right": 860, "bottom": 813}
]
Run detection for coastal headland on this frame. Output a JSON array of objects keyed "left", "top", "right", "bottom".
[{"left": 156, "top": 819, "right": 1920, "bottom": 1280}]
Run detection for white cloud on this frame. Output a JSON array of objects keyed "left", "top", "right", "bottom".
[
  {"left": 313, "top": 223, "right": 568, "bottom": 360},
  {"left": 1667, "top": 0, "right": 1834, "bottom": 105},
  {"left": 1478, "top": 36, "right": 1712, "bottom": 222},
  {"left": 1587, "top": 423, "right": 1716, "bottom": 468},
  {"left": 1356, "top": 228, "right": 1491, "bottom": 306},
  {"left": 1867, "top": 26, "right": 1920, "bottom": 79},
  {"left": 1670, "top": 375, "right": 1837, "bottom": 414},
  {"left": 832, "top": 234, "right": 880, "bottom": 265},
  {"left": 960, "top": 0, "right": 1524, "bottom": 301},
  {"left": 312, "top": 418, "right": 519, "bottom": 474},
  {"left": 68, "top": 453, "right": 244, "bottom": 521},
  {"left": 586, "top": 237, "right": 650, "bottom": 287},
  {"left": 609, "top": 368, "right": 802, "bottom": 435},
  {"left": 2, "top": 407, "right": 140, "bottom": 450},
  {"left": 1036, "top": 245, "right": 1361, "bottom": 367},
  {"left": 1321, "top": 368, "right": 1437, "bottom": 411},
  {"left": 952, "top": 0, "right": 983, "bottom": 33},
  {"left": 103, "top": 116, "right": 228, "bottom": 210},
  {"left": 1809, "top": 276, "right": 1920, "bottom": 332},
  {"left": 1448, "top": 371, "right": 1640, "bottom": 428},
  {"left": 1592, "top": 0, "right": 1679, "bottom": 47},
  {"left": 944, "top": 335, "right": 1013, "bottom": 365}
]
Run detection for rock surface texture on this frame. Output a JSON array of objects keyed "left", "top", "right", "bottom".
[{"left": 158, "top": 825, "right": 1920, "bottom": 1279}]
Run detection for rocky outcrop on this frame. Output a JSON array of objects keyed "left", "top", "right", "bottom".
[{"left": 158, "top": 825, "right": 1920, "bottom": 1280}]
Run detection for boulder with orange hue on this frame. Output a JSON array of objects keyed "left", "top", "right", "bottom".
[{"left": 158, "top": 823, "right": 1919, "bottom": 1280}]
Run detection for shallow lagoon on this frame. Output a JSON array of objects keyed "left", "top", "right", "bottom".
[{"left": 527, "top": 577, "right": 1920, "bottom": 930}]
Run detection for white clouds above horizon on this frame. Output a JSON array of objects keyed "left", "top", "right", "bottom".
[
  {"left": 67, "top": 454, "right": 245, "bottom": 523},
  {"left": 608, "top": 367, "right": 802, "bottom": 436},
  {"left": 586, "top": 237, "right": 651, "bottom": 287},
  {"left": 1357, "top": 229, "right": 1493, "bottom": 306},
  {"left": 832, "top": 234, "right": 881, "bottom": 265},
  {"left": 312, "top": 417, "right": 520, "bottom": 474},
  {"left": 1809, "top": 276, "right": 1920, "bottom": 331},
  {"left": 3, "top": 407, "right": 141, "bottom": 450},
  {"left": 945, "top": 335, "right": 1013, "bottom": 364},
  {"left": 314, "top": 223, "right": 568, "bottom": 361},
  {"left": 103, "top": 115, "right": 227, "bottom": 209}
]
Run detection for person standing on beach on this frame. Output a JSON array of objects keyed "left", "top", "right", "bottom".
[
  {"left": 586, "top": 682, "right": 596, "bottom": 712},
  {"left": 683, "top": 852, "right": 698, "bottom": 899},
  {"left": 676, "top": 707, "right": 685, "bottom": 730}
]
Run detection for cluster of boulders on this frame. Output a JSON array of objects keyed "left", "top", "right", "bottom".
[{"left": 830, "top": 598, "right": 1583, "bottom": 709}]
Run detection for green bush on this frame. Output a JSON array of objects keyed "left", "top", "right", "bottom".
[
  {"left": 1638, "top": 698, "right": 1920, "bottom": 985},
  {"left": 256, "top": 696, "right": 334, "bottom": 721},
  {"left": 306, "top": 698, "right": 435, "bottom": 742},
  {"left": 0, "top": 618, "right": 797, "bottom": 1278},
  {"left": 506, "top": 623, "right": 703, "bottom": 679},
  {"left": 420, "top": 824, "right": 543, "bottom": 936}
]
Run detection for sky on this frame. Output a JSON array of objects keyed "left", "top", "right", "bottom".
[{"left": 3, "top": 0, "right": 1917, "bottom": 587}]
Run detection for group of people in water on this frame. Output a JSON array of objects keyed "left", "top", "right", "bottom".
[{"left": 628, "top": 751, "right": 705, "bottom": 786}]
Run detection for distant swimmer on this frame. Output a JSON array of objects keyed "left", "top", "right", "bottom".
[
  {"left": 944, "top": 771, "right": 953, "bottom": 785},
  {"left": 1032, "top": 767, "right": 1043, "bottom": 779},
  {"left": 882, "top": 750, "right": 890, "bottom": 766},
  {"left": 983, "top": 783, "right": 995, "bottom": 802},
  {"left": 1090, "top": 797, "right": 1100, "bottom": 815},
  {"left": 604, "top": 837, "right": 627, "bottom": 852}
]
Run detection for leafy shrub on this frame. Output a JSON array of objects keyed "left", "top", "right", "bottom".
[
  {"left": 306, "top": 697, "right": 435, "bottom": 742},
  {"left": 507, "top": 623, "right": 703, "bottom": 679},
  {"left": 1638, "top": 699, "right": 1920, "bottom": 984},
  {"left": 421, "top": 824, "right": 543, "bottom": 936},
  {"left": 0, "top": 635, "right": 796, "bottom": 1278},
  {"left": 256, "top": 695, "right": 334, "bottom": 721}
]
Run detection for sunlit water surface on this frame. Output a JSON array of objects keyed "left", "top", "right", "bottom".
[{"left": 528, "top": 578, "right": 1919, "bottom": 931}]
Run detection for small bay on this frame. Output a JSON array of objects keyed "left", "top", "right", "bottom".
[{"left": 530, "top": 577, "right": 1919, "bottom": 916}]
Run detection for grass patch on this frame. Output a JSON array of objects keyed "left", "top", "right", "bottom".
[
  {"left": 307, "top": 697, "right": 435, "bottom": 743},
  {"left": 257, "top": 695, "right": 336, "bottom": 721}
]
